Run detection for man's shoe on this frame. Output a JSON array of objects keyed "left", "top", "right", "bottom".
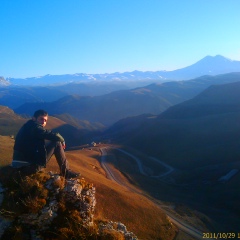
[{"left": 65, "top": 170, "right": 80, "bottom": 179}]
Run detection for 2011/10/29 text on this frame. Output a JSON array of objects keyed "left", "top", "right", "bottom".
[{"left": 203, "top": 232, "right": 239, "bottom": 239}]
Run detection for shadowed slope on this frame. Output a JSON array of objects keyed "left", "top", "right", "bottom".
[
  {"left": 106, "top": 81, "right": 240, "bottom": 169},
  {"left": 0, "top": 136, "right": 177, "bottom": 239},
  {"left": 14, "top": 72, "right": 240, "bottom": 126}
]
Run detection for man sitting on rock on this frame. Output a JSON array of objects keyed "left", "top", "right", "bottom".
[{"left": 12, "top": 109, "right": 80, "bottom": 179}]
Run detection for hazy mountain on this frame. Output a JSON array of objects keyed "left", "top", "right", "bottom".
[
  {"left": 54, "top": 113, "right": 105, "bottom": 131},
  {"left": 0, "top": 77, "right": 9, "bottom": 86},
  {"left": 163, "top": 55, "right": 240, "bottom": 80},
  {"left": 54, "top": 81, "right": 132, "bottom": 95},
  {"left": 105, "top": 80, "right": 240, "bottom": 170},
  {"left": 6, "top": 72, "right": 167, "bottom": 86},
  {"left": 1, "top": 56, "right": 240, "bottom": 110},
  {"left": 5, "top": 55, "right": 240, "bottom": 86},
  {"left": 0, "top": 80, "right": 169, "bottom": 109},
  {"left": 0, "top": 86, "right": 67, "bottom": 109},
  {"left": 12, "top": 84, "right": 194, "bottom": 126},
  {"left": 159, "top": 80, "right": 240, "bottom": 119},
  {"left": 103, "top": 114, "right": 156, "bottom": 141},
  {"left": 15, "top": 92, "right": 166, "bottom": 126},
  {"left": 14, "top": 72, "right": 240, "bottom": 126}
]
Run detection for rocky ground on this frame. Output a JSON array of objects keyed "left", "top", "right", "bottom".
[{"left": 0, "top": 168, "right": 137, "bottom": 239}]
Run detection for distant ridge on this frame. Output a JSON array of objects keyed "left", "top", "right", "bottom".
[
  {"left": 106, "top": 80, "right": 240, "bottom": 169},
  {"left": 159, "top": 80, "right": 240, "bottom": 119},
  {"left": 0, "top": 105, "right": 26, "bottom": 136},
  {"left": 14, "top": 72, "right": 240, "bottom": 126},
  {"left": 0, "top": 77, "right": 9, "bottom": 86},
  {"left": 4, "top": 55, "right": 240, "bottom": 86}
]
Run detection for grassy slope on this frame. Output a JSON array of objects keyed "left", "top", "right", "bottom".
[
  {"left": 107, "top": 145, "right": 240, "bottom": 234},
  {"left": 0, "top": 137, "right": 177, "bottom": 240},
  {"left": 0, "top": 136, "right": 15, "bottom": 167},
  {"left": 47, "top": 147, "right": 177, "bottom": 240}
]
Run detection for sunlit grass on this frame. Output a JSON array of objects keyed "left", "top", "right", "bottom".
[
  {"left": 0, "top": 135, "right": 15, "bottom": 167},
  {"left": 57, "top": 147, "right": 177, "bottom": 239},
  {"left": 0, "top": 140, "right": 177, "bottom": 239}
]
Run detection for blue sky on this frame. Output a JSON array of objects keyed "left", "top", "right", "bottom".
[{"left": 0, "top": 0, "right": 239, "bottom": 78}]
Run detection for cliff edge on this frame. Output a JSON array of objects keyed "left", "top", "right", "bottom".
[{"left": 0, "top": 168, "right": 137, "bottom": 239}]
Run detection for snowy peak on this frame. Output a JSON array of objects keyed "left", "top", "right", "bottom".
[
  {"left": 194, "top": 55, "right": 235, "bottom": 66},
  {"left": 0, "top": 76, "right": 10, "bottom": 86},
  {"left": 4, "top": 55, "right": 240, "bottom": 86},
  {"left": 168, "top": 55, "right": 240, "bottom": 79}
]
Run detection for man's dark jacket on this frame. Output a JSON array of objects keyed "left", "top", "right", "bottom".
[{"left": 13, "top": 120, "right": 64, "bottom": 166}]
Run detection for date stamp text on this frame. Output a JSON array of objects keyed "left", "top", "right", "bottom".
[{"left": 203, "top": 232, "right": 240, "bottom": 239}]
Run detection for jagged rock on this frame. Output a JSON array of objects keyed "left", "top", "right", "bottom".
[
  {"left": 0, "top": 171, "right": 137, "bottom": 239},
  {"left": 62, "top": 178, "right": 96, "bottom": 225},
  {"left": 19, "top": 173, "right": 96, "bottom": 229},
  {"left": 19, "top": 199, "right": 58, "bottom": 230},
  {"left": 99, "top": 221, "right": 138, "bottom": 240}
]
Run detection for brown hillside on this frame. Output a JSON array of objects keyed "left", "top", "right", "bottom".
[
  {"left": 45, "top": 147, "right": 177, "bottom": 239},
  {"left": 0, "top": 138, "right": 177, "bottom": 240},
  {"left": 46, "top": 116, "right": 67, "bottom": 129},
  {"left": 0, "top": 106, "right": 26, "bottom": 136},
  {"left": 0, "top": 105, "right": 17, "bottom": 116},
  {"left": 0, "top": 136, "right": 15, "bottom": 167}
]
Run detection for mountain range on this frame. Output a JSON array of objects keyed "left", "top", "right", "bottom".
[
  {"left": 2, "top": 69, "right": 240, "bottom": 170},
  {"left": 13, "top": 72, "right": 240, "bottom": 126},
  {"left": 1, "top": 55, "right": 240, "bottom": 237},
  {"left": 101, "top": 79, "right": 240, "bottom": 235},
  {"left": 2, "top": 55, "right": 240, "bottom": 86},
  {"left": 106, "top": 80, "right": 240, "bottom": 170}
]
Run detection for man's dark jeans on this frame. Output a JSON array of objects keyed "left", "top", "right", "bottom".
[
  {"left": 18, "top": 141, "right": 69, "bottom": 177},
  {"left": 46, "top": 141, "right": 69, "bottom": 175}
]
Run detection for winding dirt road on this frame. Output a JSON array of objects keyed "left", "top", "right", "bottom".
[{"left": 99, "top": 147, "right": 205, "bottom": 240}]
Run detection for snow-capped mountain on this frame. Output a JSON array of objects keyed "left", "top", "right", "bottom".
[
  {"left": 4, "top": 55, "right": 240, "bottom": 86},
  {"left": 0, "top": 77, "right": 10, "bottom": 86}
]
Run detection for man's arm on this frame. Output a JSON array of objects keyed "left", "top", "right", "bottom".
[{"left": 34, "top": 124, "right": 65, "bottom": 142}]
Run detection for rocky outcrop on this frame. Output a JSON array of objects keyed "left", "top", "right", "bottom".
[
  {"left": 99, "top": 221, "right": 137, "bottom": 240},
  {"left": 0, "top": 170, "right": 137, "bottom": 239}
]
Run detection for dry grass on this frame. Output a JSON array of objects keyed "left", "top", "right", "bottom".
[
  {"left": 0, "top": 135, "right": 15, "bottom": 167},
  {"left": 0, "top": 171, "right": 115, "bottom": 239},
  {"left": 46, "top": 146, "right": 177, "bottom": 240},
  {"left": 0, "top": 139, "right": 177, "bottom": 239},
  {"left": 46, "top": 116, "right": 67, "bottom": 129}
]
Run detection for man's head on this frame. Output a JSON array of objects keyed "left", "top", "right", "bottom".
[{"left": 32, "top": 109, "right": 48, "bottom": 127}]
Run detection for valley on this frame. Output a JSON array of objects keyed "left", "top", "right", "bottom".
[
  {"left": 11, "top": 72, "right": 240, "bottom": 126},
  {"left": 1, "top": 58, "right": 240, "bottom": 239},
  {"left": 0, "top": 140, "right": 210, "bottom": 239},
  {"left": 1, "top": 138, "right": 240, "bottom": 239},
  {"left": 97, "top": 144, "right": 240, "bottom": 238},
  {"left": 0, "top": 137, "right": 178, "bottom": 240},
  {"left": 99, "top": 146, "right": 204, "bottom": 239}
]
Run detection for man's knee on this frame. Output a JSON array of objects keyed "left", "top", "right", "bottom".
[
  {"left": 46, "top": 141, "right": 63, "bottom": 153},
  {"left": 46, "top": 140, "right": 61, "bottom": 147},
  {"left": 55, "top": 141, "right": 64, "bottom": 150}
]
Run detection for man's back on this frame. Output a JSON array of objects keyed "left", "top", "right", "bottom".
[{"left": 13, "top": 119, "right": 46, "bottom": 166}]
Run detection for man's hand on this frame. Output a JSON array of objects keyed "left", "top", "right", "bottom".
[{"left": 61, "top": 141, "right": 66, "bottom": 150}]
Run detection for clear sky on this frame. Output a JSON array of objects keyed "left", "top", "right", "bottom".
[{"left": 0, "top": 0, "right": 239, "bottom": 78}]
